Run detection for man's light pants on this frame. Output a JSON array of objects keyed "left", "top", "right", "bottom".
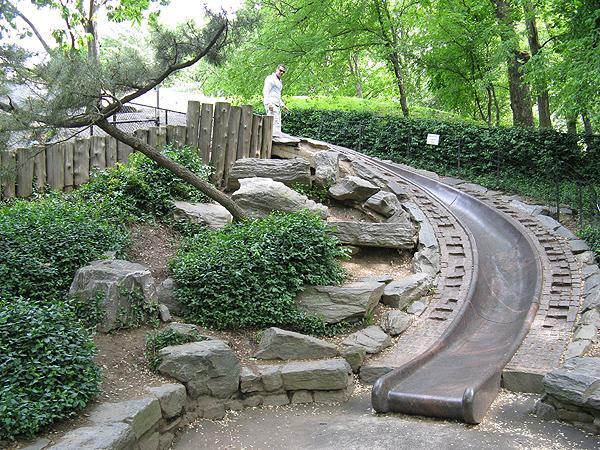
[{"left": 265, "top": 105, "right": 282, "bottom": 136}]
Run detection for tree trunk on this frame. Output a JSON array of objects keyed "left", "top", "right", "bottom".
[
  {"left": 493, "top": 0, "right": 534, "bottom": 127},
  {"left": 348, "top": 54, "right": 363, "bottom": 98},
  {"left": 582, "top": 113, "right": 593, "bottom": 136},
  {"left": 524, "top": 2, "right": 552, "bottom": 127},
  {"left": 389, "top": 51, "right": 409, "bottom": 117},
  {"left": 97, "top": 120, "right": 247, "bottom": 221}
]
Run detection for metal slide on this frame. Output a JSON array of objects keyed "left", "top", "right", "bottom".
[{"left": 341, "top": 150, "right": 543, "bottom": 424}]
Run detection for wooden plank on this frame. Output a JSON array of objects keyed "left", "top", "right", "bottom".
[
  {"left": 224, "top": 106, "right": 242, "bottom": 187},
  {"left": 74, "top": 138, "right": 90, "bottom": 186},
  {"left": 46, "top": 143, "right": 65, "bottom": 191},
  {"left": 148, "top": 127, "right": 158, "bottom": 148},
  {"left": 90, "top": 136, "right": 106, "bottom": 171},
  {"left": 167, "top": 125, "right": 187, "bottom": 148},
  {"left": 64, "top": 141, "right": 75, "bottom": 192},
  {"left": 105, "top": 136, "right": 118, "bottom": 167},
  {"left": 156, "top": 126, "right": 167, "bottom": 149},
  {"left": 1, "top": 150, "right": 16, "bottom": 200},
  {"left": 117, "top": 140, "right": 133, "bottom": 163},
  {"left": 210, "top": 102, "right": 231, "bottom": 186},
  {"left": 237, "top": 105, "right": 253, "bottom": 159},
  {"left": 250, "top": 115, "right": 263, "bottom": 159},
  {"left": 33, "top": 145, "right": 46, "bottom": 193},
  {"left": 186, "top": 100, "right": 201, "bottom": 148},
  {"left": 134, "top": 128, "right": 149, "bottom": 145},
  {"left": 16, "top": 148, "right": 35, "bottom": 198},
  {"left": 261, "top": 115, "right": 274, "bottom": 159},
  {"left": 199, "top": 103, "right": 214, "bottom": 163}
]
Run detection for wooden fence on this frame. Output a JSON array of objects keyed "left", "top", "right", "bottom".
[{"left": 0, "top": 101, "right": 274, "bottom": 200}]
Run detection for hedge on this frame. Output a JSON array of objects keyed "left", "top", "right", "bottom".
[{"left": 284, "top": 109, "right": 600, "bottom": 183}]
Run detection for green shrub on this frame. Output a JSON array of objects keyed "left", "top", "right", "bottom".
[
  {"left": 170, "top": 211, "right": 348, "bottom": 334},
  {"left": 0, "top": 195, "right": 129, "bottom": 303},
  {"left": 579, "top": 226, "right": 600, "bottom": 261},
  {"left": 291, "top": 182, "right": 330, "bottom": 204},
  {"left": 76, "top": 145, "right": 213, "bottom": 221},
  {"left": 145, "top": 328, "right": 205, "bottom": 372},
  {"left": 0, "top": 298, "right": 100, "bottom": 440}
]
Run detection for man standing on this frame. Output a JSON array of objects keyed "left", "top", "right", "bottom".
[{"left": 263, "top": 64, "right": 289, "bottom": 136}]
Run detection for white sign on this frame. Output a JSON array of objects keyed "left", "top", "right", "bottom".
[{"left": 426, "top": 133, "right": 440, "bottom": 145}]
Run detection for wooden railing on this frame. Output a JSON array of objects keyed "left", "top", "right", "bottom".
[{"left": 0, "top": 101, "right": 273, "bottom": 200}]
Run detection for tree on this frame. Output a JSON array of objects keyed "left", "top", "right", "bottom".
[{"left": 0, "top": 0, "right": 247, "bottom": 220}]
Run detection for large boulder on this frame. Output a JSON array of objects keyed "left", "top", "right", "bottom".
[
  {"left": 340, "top": 326, "right": 392, "bottom": 354},
  {"left": 295, "top": 280, "right": 385, "bottom": 324},
  {"left": 156, "top": 277, "right": 182, "bottom": 316},
  {"left": 381, "top": 273, "right": 432, "bottom": 309},
  {"left": 69, "top": 260, "right": 156, "bottom": 332},
  {"left": 255, "top": 327, "right": 338, "bottom": 360},
  {"left": 314, "top": 151, "right": 340, "bottom": 186},
  {"left": 330, "top": 221, "right": 416, "bottom": 249},
  {"left": 231, "top": 177, "right": 328, "bottom": 218},
  {"left": 172, "top": 201, "right": 232, "bottom": 229},
  {"left": 227, "top": 158, "right": 311, "bottom": 190},
  {"left": 364, "top": 191, "right": 401, "bottom": 218},
  {"left": 157, "top": 340, "right": 241, "bottom": 399},
  {"left": 328, "top": 176, "right": 379, "bottom": 202}
]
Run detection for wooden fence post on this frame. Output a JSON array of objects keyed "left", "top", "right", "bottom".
[
  {"left": 211, "top": 102, "right": 231, "bottom": 186},
  {"left": 134, "top": 129, "right": 149, "bottom": 145},
  {"left": 261, "top": 115, "right": 274, "bottom": 159},
  {"left": 105, "top": 137, "right": 118, "bottom": 167},
  {"left": 1, "top": 150, "right": 16, "bottom": 200},
  {"left": 237, "top": 105, "right": 253, "bottom": 159},
  {"left": 33, "top": 145, "right": 46, "bottom": 193},
  {"left": 90, "top": 136, "right": 107, "bottom": 171},
  {"left": 46, "top": 143, "right": 65, "bottom": 191},
  {"left": 16, "top": 148, "right": 35, "bottom": 198},
  {"left": 199, "top": 103, "right": 214, "bottom": 163},
  {"left": 117, "top": 140, "right": 133, "bottom": 163},
  {"left": 250, "top": 115, "right": 263, "bottom": 159},
  {"left": 186, "top": 101, "right": 201, "bottom": 149},
  {"left": 167, "top": 125, "right": 187, "bottom": 148},
  {"left": 73, "top": 138, "right": 90, "bottom": 187},
  {"left": 64, "top": 141, "right": 75, "bottom": 192},
  {"left": 224, "top": 106, "right": 242, "bottom": 187}
]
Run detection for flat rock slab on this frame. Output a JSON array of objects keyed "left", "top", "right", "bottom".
[
  {"left": 543, "top": 357, "right": 600, "bottom": 409},
  {"left": 172, "top": 201, "right": 232, "bottom": 229},
  {"left": 69, "top": 259, "right": 156, "bottom": 332},
  {"left": 341, "top": 326, "right": 392, "bottom": 354},
  {"left": 158, "top": 340, "right": 240, "bottom": 399},
  {"left": 88, "top": 398, "right": 161, "bottom": 439},
  {"left": 49, "top": 423, "right": 135, "bottom": 450},
  {"left": 381, "top": 273, "right": 432, "bottom": 309},
  {"left": 255, "top": 327, "right": 338, "bottom": 360},
  {"left": 329, "top": 176, "right": 379, "bottom": 202},
  {"left": 232, "top": 177, "right": 328, "bottom": 218},
  {"left": 241, "top": 358, "right": 352, "bottom": 393},
  {"left": 330, "top": 221, "right": 416, "bottom": 249},
  {"left": 295, "top": 280, "right": 385, "bottom": 324},
  {"left": 227, "top": 158, "right": 311, "bottom": 190}
]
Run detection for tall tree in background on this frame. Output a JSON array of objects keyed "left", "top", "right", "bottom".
[
  {"left": 491, "top": 0, "right": 534, "bottom": 127},
  {"left": 0, "top": 0, "right": 247, "bottom": 219}
]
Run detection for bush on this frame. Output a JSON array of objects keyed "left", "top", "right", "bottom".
[
  {"left": 0, "top": 299, "right": 100, "bottom": 440},
  {"left": 170, "top": 211, "right": 348, "bottom": 334},
  {"left": 145, "top": 328, "right": 205, "bottom": 372},
  {"left": 579, "top": 226, "right": 600, "bottom": 261},
  {"left": 0, "top": 195, "right": 129, "bottom": 303},
  {"left": 76, "top": 144, "right": 213, "bottom": 221},
  {"left": 284, "top": 108, "right": 600, "bottom": 184}
]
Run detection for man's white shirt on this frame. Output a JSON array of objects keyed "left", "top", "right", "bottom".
[{"left": 263, "top": 73, "right": 285, "bottom": 108}]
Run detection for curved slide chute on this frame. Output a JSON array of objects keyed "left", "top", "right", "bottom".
[{"left": 343, "top": 153, "right": 542, "bottom": 424}]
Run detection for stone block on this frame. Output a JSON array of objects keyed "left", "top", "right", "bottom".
[
  {"left": 255, "top": 327, "right": 338, "bottom": 360},
  {"left": 291, "top": 390, "right": 313, "bottom": 404},
  {"left": 279, "top": 359, "right": 351, "bottom": 391},
  {"left": 147, "top": 383, "right": 187, "bottom": 419},
  {"left": 381, "top": 273, "right": 431, "bottom": 309},
  {"left": 340, "top": 326, "right": 392, "bottom": 354},
  {"left": 88, "top": 398, "right": 162, "bottom": 439},
  {"left": 263, "top": 393, "right": 290, "bottom": 406},
  {"left": 359, "top": 365, "right": 394, "bottom": 384},
  {"left": 49, "top": 423, "right": 135, "bottom": 450}
]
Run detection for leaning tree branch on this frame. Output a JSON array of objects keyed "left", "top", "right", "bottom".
[
  {"left": 6, "top": 1, "right": 52, "bottom": 54},
  {"left": 96, "top": 119, "right": 247, "bottom": 221}
]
